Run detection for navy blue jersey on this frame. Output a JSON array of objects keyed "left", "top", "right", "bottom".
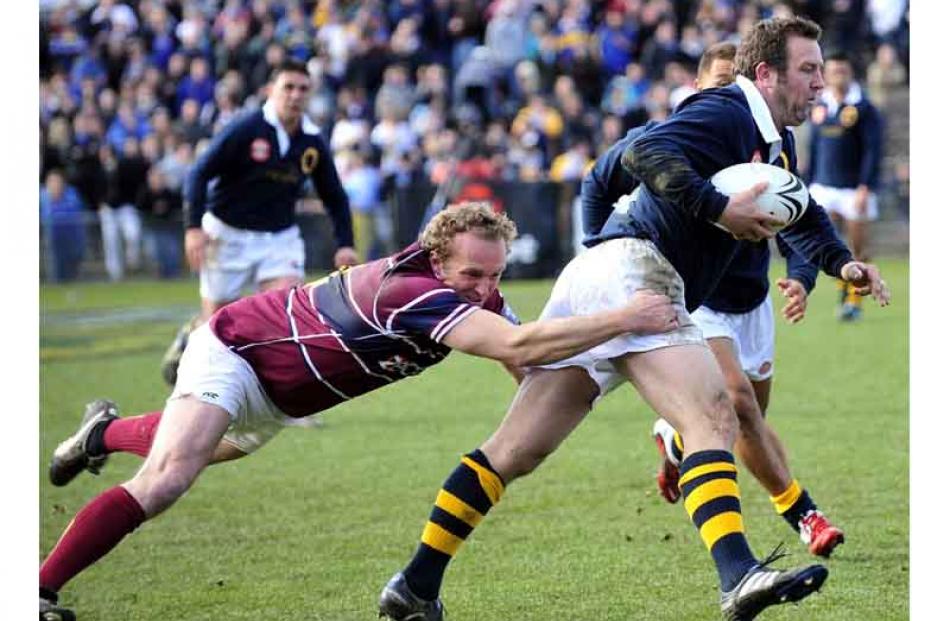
[
  {"left": 582, "top": 120, "right": 817, "bottom": 313},
  {"left": 580, "top": 123, "right": 655, "bottom": 244},
  {"left": 807, "top": 84, "right": 882, "bottom": 190},
  {"left": 184, "top": 101, "right": 353, "bottom": 247},
  {"left": 591, "top": 76, "right": 851, "bottom": 312}
]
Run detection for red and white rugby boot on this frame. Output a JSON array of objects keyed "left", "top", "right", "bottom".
[
  {"left": 799, "top": 510, "right": 845, "bottom": 558},
  {"left": 652, "top": 418, "right": 682, "bottom": 503}
]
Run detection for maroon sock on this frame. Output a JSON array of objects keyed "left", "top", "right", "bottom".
[
  {"left": 40, "top": 486, "right": 146, "bottom": 592},
  {"left": 103, "top": 411, "right": 162, "bottom": 457}
]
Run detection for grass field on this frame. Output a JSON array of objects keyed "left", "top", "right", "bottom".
[{"left": 39, "top": 258, "right": 909, "bottom": 621}]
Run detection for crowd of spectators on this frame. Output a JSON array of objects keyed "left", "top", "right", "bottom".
[{"left": 39, "top": 0, "right": 910, "bottom": 281}]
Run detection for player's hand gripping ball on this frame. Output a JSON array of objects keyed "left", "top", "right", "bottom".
[{"left": 711, "top": 163, "right": 809, "bottom": 232}]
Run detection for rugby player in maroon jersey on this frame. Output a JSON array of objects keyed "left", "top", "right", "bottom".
[{"left": 41, "top": 202, "right": 679, "bottom": 620}]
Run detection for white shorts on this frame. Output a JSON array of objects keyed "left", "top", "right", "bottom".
[
  {"left": 200, "top": 212, "right": 306, "bottom": 303},
  {"left": 170, "top": 324, "right": 319, "bottom": 454},
  {"left": 809, "top": 183, "right": 878, "bottom": 222},
  {"left": 535, "top": 238, "right": 705, "bottom": 396},
  {"left": 690, "top": 296, "right": 775, "bottom": 381}
]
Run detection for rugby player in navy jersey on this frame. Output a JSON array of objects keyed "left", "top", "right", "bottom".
[
  {"left": 806, "top": 52, "right": 883, "bottom": 321},
  {"left": 40, "top": 203, "right": 679, "bottom": 621},
  {"left": 381, "top": 18, "right": 890, "bottom": 621},
  {"left": 159, "top": 58, "right": 358, "bottom": 386},
  {"left": 586, "top": 41, "right": 844, "bottom": 558}
]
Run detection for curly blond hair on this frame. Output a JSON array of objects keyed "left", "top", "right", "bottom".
[{"left": 419, "top": 202, "right": 517, "bottom": 263}]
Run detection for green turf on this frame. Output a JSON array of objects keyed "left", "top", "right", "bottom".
[{"left": 39, "top": 259, "right": 908, "bottom": 620}]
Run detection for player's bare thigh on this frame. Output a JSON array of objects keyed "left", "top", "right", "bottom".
[
  {"left": 211, "top": 441, "right": 248, "bottom": 463},
  {"left": 706, "top": 337, "right": 763, "bottom": 426},
  {"left": 480, "top": 366, "right": 599, "bottom": 482},
  {"left": 123, "top": 396, "right": 232, "bottom": 517},
  {"left": 613, "top": 343, "right": 737, "bottom": 455},
  {"left": 751, "top": 376, "right": 772, "bottom": 414}
]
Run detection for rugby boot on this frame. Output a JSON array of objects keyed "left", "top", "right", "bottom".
[
  {"left": 799, "top": 510, "right": 845, "bottom": 558},
  {"left": 160, "top": 316, "right": 196, "bottom": 386},
  {"left": 837, "top": 303, "right": 862, "bottom": 322},
  {"left": 49, "top": 399, "right": 119, "bottom": 487},
  {"left": 40, "top": 592, "right": 76, "bottom": 621},
  {"left": 720, "top": 545, "right": 828, "bottom": 621},
  {"left": 378, "top": 572, "right": 445, "bottom": 621},
  {"left": 652, "top": 418, "right": 682, "bottom": 503}
]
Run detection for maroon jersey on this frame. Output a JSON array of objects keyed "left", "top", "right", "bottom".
[{"left": 210, "top": 243, "right": 517, "bottom": 417}]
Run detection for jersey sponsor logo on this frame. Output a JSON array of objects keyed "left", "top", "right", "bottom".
[
  {"left": 839, "top": 105, "right": 859, "bottom": 128},
  {"left": 202, "top": 391, "right": 219, "bottom": 400},
  {"left": 250, "top": 138, "right": 271, "bottom": 162},
  {"left": 301, "top": 147, "right": 319, "bottom": 174}
]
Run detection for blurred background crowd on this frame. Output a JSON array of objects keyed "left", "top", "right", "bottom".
[{"left": 39, "top": 0, "right": 910, "bottom": 281}]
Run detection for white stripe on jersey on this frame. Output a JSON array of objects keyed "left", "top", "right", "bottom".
[
  {"left": 372, "top": 248, "right": 425, "bottom": 332},
  {"left": 315, "top": 309, "right": 393, "bottom": 383},
  {"left": 286, "top": 289, "right": 350, "bottom": 400},
  {"left": 341, "top": 268, "right": 425, "bottom": 356},
  {"left": 229, "top": 332, "right": 340, "bottom": 353},
  {"left": 343, "top": 267, "right": 387, "bottom": 334},
  {"left": 386, "top": 287, "right": 458, "bottom": 333},
  {"left": 430, "top": 304, "right": 478, "bottom": 343}
]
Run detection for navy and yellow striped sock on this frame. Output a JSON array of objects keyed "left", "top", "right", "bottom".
[
  {"left": 403, "top": 449, "right": 505, "bottom": 600},
  {"left": 836, "top": 278, "right": 849, "bottom": 305},
  {"left": 770, "top": 479, "right": 818, "bottom": 532},
  {"left": 671, "top": 430, "right": 685, "bottom": 464},
  {"left": 845, "top": 282, "right": 864, "bottom": 308},
  {"left": 680, "top": 450, "right": 757, "bottom": 591}
]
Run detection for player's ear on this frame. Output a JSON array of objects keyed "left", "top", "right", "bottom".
[
  {"left": 754, "top": 61, "right": 773, "bottom": 85},
  {"left": 430, "top": 254, "right": 445, "bottom": 280}
]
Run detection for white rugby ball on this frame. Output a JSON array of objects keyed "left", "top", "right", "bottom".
[{"left": 710, "top": 162, "right": 809, "bottom": 232}]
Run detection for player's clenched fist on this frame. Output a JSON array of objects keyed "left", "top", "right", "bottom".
[{"left": 625, "top": 289, "right": 679, "bottom": 334}]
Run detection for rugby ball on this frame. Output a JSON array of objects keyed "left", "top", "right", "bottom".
[{"left": 710, "top": 162, "right": 809, "bottom": 232}]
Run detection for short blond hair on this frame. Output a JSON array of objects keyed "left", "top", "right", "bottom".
[{"left": 419, "top": 202, "right": 517, "bottom": 263}]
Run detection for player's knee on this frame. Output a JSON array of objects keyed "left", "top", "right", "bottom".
[
  {"left": 482, "top": 442, "right": 550, "bottom": 482},
  {"left": 728, "top": 383, "right": 762, "bottom": 429},
  {"left": 706, "top": 388, "right": 739, "bottom": 443},
  {"left": 127, "top": 459, "right": 203, "bottom": 516},
  {"left": 508, "top": 447, "right": 552, "bottom": 480}
]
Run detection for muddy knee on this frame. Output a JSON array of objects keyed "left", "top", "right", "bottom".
[{"left": 705, "top": 388, "right": 739, "bottom": 445}]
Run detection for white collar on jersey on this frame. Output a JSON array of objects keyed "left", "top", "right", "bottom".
[
  {"left": 262, "top": 99, "right": 320, "bottom": 157},
  {"left": 819, "top": 81, "right": 863, "bottom": 116},
  {"left": 735, "top": 75, "right": 783, "bottom": 163}
]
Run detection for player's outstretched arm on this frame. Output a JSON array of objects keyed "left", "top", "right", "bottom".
[{"left": 441, "top": 290, "right": 678, "bottom": 368}]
